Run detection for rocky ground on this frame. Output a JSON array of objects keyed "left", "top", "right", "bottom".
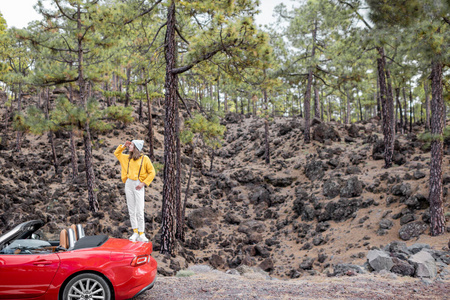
[
  {"left": 136, "top": 265, "right": 450, "bottom": 300},
  {"left": 1, "top": 91, "right": 450, "bottom": 288}
]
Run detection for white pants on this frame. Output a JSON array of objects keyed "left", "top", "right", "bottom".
[{"left": 125, "top": 179, "right": 145, "bottom": 232}]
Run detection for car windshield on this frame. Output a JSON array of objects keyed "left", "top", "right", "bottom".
[{"left": 0, "top": 221, "right": 61, "bottom": 255}]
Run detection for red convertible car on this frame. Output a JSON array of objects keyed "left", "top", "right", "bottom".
[{"left": 0, "top": 220, "right": 157, "bottom": 299}]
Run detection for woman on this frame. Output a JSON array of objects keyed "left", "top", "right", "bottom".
[{"left": 114, "top": 140, "right": 155, "bottom": 242}]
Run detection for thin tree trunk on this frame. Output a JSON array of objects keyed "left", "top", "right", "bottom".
[
  {"left": 125, "top": 67, "right": 131, "bottom": 107},
  {"left": 46, "top": 88, "right": 58, "bottom": 174},
  {"left": 304, "top": 70, "right": 312, "bottom": 143},
  {"left": 395, "top": 88, "right": 403, "bottom": 134},
  {"left": 78, "top": 4, "right": 98, "bottom": 212},
  {"left": 345, "top": 88, "right": 350, "bottom": 124},
  {"left": 429, "top": 59, "right": 445, "bottom": 236},
  {"left": 402, "top": 87, "right": 408, "bottom": 132},
  {"left": 177, "top": 136, "right": 198, "bottom": 241},
  {"left": 377, "top": 47, "right": 394, "bottom": 168},
  {"left": 145, "top": 80, "right": 155, "bottom": 161},
  {"left": 314, "top": 86, "right": 320, "bottom": 119},
  {"left": 263, "top": 87, "right": 270, "bottom": 165},
  {"left": 69, "top": 84, "right": 79, "bottom": 180},
  {"left": 161, "top": 1, "right": 178, "bottom": 255},
  {"left": 224, "top": 92, "right": 228, "bottom": 113},
  {"left": 15, "top": 83, "right": 23, "bottom": 152},
  {"left": 409, "top": 88, "right": 413, "bottom": 133},
  {"left": 376, "top": 76, "right": 381, "bottom": 118}
]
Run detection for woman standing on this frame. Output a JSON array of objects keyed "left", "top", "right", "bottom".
[{"left": 114, "top": 140, "right": 155, "bottom": 242}]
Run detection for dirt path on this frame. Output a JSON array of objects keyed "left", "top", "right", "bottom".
[{"left": 136, "top": 272, "right": 449, "bottom": 300}]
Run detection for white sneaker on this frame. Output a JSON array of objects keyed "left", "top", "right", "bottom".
[
  {"left": 137, "top": 234, "right": 149, "bottom": 242},
  {"left": 129, "top": 232, "right": 139, "bottom": 242}
]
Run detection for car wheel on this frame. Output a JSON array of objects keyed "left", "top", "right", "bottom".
[{"left": 63, "top": 273, "right": 111, "bottom": 300}]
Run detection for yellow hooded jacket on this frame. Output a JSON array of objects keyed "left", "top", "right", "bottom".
[{"left": 114, "top": 145, "right": 156, "bottom": 186}]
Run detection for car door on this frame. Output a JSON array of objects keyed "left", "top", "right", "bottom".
[{"left": 0, "top": 253, "right": 60, "bottom": 299}]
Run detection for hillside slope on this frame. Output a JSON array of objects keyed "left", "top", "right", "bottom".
[{"left": 0, "top": 94, "right": 449, "bottom": 280}]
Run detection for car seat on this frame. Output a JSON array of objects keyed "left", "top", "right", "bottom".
[
  {"left": 76, "top": 224, "right": 85, "bottom": 239},
  {"left": 67, "top": 228, "right": 76, "bottom": 249},
  {"left": 59, "top": 229, "right": 69, "bottom": 249}
]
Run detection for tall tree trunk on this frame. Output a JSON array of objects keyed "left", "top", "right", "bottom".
[
  {"left": 402, "top": 87, "right": 408, "bottom": 132},
  {"left": 429, "top": 60, "right": 445, "bottom": 236},
  {"left": 78, "top": 4, "right": 98, "bottom": 212},
  {"left": 177, "top": 137, "right": 198, "bottom": 241},
  {"left": 224, "top": 92, "right": 228, "bottom": 113},
  {"left": 376, "top": 76, "right": 381, "bottom": 118},
  {"left": 345, "top": 88, "right": 350, "bottom": 124},
  {"left": 125, "top": 67, "right": 131, "bottom": 107},
  {"left": 263, "top": 88, "right": 270, "bottom": 165},
  {"left": 377, "top": 47, "right": 394, "bottom": 168},
  {"left": 145, "top": 80, "right": 155, "bottom": 161},
  {"left": 161, "top": 1, "right": 178, "bottom": 255},
  {"left": 395, "top": 88, "right": 403, "bottom": 134},
  {"left": 15, "top": 83, "right": 23, "bottom": 152},
  {"left": 314, "top": 86, "right": 320, "bottom": 119},
  {"left": 409, "top": 88, "right": 413, "bottom": 133},
  {"left": 358, "top": 96, "right": 363, "bottom": 122},
  {"left": 69, "top": 84, "right": 79, "bottom": 180},
  {"left": 217, "top": 66, "right": 220, "bottom": 112},
  {"left": 303, "top": 70, "right": 312, "bottom": 143},
  {"left": 46, "top": 88, "right": 58, "bottom": 174}
]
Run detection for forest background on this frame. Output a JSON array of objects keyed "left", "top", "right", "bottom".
[{"left": 0, "top": 0, "right": 449, "bottom": 276}]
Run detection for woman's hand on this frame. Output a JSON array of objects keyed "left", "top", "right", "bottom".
[
  {"left": 124, "top": 141, "right": 131, "bottom": 147},
  {"left": 136, "top": 182, "right": 145, "bottom": 190}
]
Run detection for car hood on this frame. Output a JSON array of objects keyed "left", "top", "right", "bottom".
[{"left": 0, "top": 220, "right": 44, "bottom": 248}]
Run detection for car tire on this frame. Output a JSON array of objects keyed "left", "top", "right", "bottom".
[{"left": 63, "top": 273, "right": 111, "bottom": 300}]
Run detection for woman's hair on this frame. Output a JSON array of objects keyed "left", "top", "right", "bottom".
[{"left": 129, "top": 148, "right": 142, "bottom": 160}]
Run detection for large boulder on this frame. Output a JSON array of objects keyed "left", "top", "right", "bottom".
[
  {"left": 238, "top": 220, "right": 266, "bottom": 235},
  {"left": 186, "top": 207, "right": 219, "bottom": 229},
  {"left": 340, "top": 177, "right": 363, "bottom": 198},
  {"left": 409, "top": 250, "right": 437, "bottom": 278},
  {"left": 312, "top": 123, "right": 341, "bottom": 143},
  {"left": 399, "top": 222, "right": 428, "bottom": 241},
  {"left": 323, "top": 177, "right": 342, "bottom": 199},
  {"left": 264, "top": 174, "right": 296, "bottom": 187},
  {"left": 304, "top": 160, "right": 326, "bottom": 181},
  {"left": 367, "top": 249, "right": 394, "bottom": 272}
]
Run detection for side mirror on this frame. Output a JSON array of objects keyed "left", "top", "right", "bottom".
[{"left": 31, "top": 233, "right": 40, "bottom": 240}]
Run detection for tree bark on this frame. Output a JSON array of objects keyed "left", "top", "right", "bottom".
[
  {"left": 69, "top": 84, "right": 79, "bottom": 180},
  {"left": 125, "top": 67, "right": 131, "bottom": 107},
  {"left": 46, "top": 88, "right": 58, "bottom": 174},
  {"left": 314, "top": 86, "right": 320, "bottom": 119},
  {"left": 145, "top": 79, "right": 155, "bottom": 161},
  {"left": 377, "top": 47, "right": 394, "bottom": 168},
  {"left": 345, "top": 88, "right": 350, "bottom": 124},
  {"left": 15, "top": 83, "right": 23, "bottom": 152},
  {"left": 160, "top": 1, "right": 178, "bottom": 255},
  {"left": 429, "top": 59, "right": 445, "bottom": 236},
  {"left": 395, "top": 87, "right": 403, "bottom": 134},
  {"left": 303, "top": 70, "right": 312, "bottom": 143},
  {"left": 78, "top": 4, "right": 98, "bottom": 212},
  {"left": 263, "top": 88, "right": 270, "bottom": 165}
]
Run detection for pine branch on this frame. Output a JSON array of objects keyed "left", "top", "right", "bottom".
[
  {"left": 54, "top": 0, "right": 76, "bottom": 22},
  {"left": 144, "top": 22, "right": 167, "bottom": 54},
  {"left": 175, "top": 26, "right": 190, "bottom": 45},
  {"left": 176, "top": 89, "right": 192, "bottom": 118},
  {"left": 444, "top": 17, "right": 450, "bottom": 26},
  {"left": 124, "top": 0, "right": 163, "bottom": 25},
  {"left": 171, "top": 48, "right": 222, "bottom": 74},
  {"left": 338, "top": 0, "right": 372, "bottom": 30}
]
